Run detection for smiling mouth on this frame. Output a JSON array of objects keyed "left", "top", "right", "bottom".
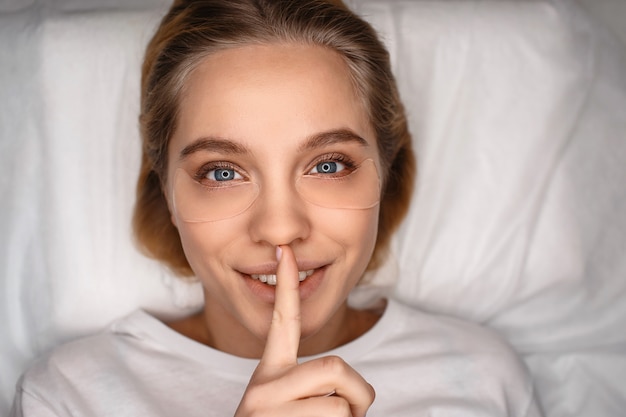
[{"left": 250, "top": 269, "right": 315, "bottom": 286}]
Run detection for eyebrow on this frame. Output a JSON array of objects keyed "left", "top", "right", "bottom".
[
  {"left": 179, "top": 137, "right": 250, "bottom": 160},
  {"left": 298, "top": 129, "right": 369, "bottom": 152},
  {"left": 179, "top": 128, "right": 369, "bottom": 160}
]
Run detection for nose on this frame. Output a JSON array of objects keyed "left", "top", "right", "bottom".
[{"left": 248, "top": 180, "right": 311, "bottom": 247}]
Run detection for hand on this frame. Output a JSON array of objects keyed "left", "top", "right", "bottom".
[{"left": 234, "top": 245, "right": 375, "bottom": 417}]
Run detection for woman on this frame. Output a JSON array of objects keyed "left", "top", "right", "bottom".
[{"left": 11, "top": 1, "right": 541, "bottom": 416}]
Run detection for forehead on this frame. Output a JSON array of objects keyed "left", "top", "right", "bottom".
[{"left": 169, "top": 43, "right": 375, "bottom": 162}]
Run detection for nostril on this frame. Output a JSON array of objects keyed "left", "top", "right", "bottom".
[{"left": 248, "top": 200, "right": 311, "bottom": 246}]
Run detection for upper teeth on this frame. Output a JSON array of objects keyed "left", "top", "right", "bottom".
[{"left": 251, "top": 270, "right": 314, "bottom": 286}]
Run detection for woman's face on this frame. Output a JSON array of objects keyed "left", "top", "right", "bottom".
[{"left": 166, "top": 43, "right": 381, "bottom": 355}]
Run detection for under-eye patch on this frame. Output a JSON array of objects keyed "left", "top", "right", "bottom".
[{"left": 172, "top": 158, "right": 380, "bottom": 223}]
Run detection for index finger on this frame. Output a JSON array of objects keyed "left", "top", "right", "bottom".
[{"left": 260, "top": 245, "right": 301, "bottom": 369}]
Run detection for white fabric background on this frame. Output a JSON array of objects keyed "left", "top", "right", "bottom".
[{"left": 1, "top": 0, "right": 625, "bottom": 416}]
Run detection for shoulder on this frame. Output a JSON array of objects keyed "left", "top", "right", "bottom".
[
  {"left": 365, "top": 300, "right": 541, "bottom": 416},
  {"left": 16, "top": 311, "right": 150, "bottom": 402},
  {"left": 387, "top": 299, "right": 527, "bottom": 367},
  {"left": 12, "top": 310, "right": 257, "bottom": 416}
]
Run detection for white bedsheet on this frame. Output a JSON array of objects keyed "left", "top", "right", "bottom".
[{"left": 1, "top": 0, "right": 625, "bottom": 415}]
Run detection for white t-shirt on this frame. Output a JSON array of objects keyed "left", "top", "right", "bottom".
[{"left": 11, "top": 299, "right": 542, "bottom": 416}]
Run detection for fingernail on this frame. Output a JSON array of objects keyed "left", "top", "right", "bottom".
[{"left": 275, "top": 246, "right": 282, "bottom": 262}]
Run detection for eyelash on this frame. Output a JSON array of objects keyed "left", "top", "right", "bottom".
[
  {"left": 310, "top": 153, "right": 357, "bottom": 174},
  {"left": 193, "top": 161, "right": 245, "bottom": 183},
  {"left": 192, "top": 153, "right": 358, "bottom": 182}
]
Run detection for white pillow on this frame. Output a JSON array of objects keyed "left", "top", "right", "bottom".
[
  {"left": 0, "top": 2, "right": 184, "bottom": 409},
  {"left": 354, "top": 0, "right": 626, "bottom": 353}
]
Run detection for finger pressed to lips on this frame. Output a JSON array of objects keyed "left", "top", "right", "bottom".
[
  {"left": 248, "top": 245, "right": 375, "bottom": 417},
  {"left": 259, "top": 245, "right": 302, "bottom": 369}
]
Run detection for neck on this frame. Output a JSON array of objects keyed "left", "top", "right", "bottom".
[{"left": 167, "top": 295, "right": 382, "bottom": 359}]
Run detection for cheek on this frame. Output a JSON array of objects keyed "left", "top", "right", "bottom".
[
  {"left": 313, "top": 206, "right": 380, "bottom": 259},
  {"left": 175, "top": 220, "right": 244, "bottom": 276}
]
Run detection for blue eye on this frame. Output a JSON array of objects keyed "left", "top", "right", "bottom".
[
  {"left": 312, "top": 161, "right": 345, "bottom": 174},
  {"left": 207, "top": 168, "right": 241, "bottom": 182}
]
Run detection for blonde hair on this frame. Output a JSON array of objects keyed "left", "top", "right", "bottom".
[{"left": 133, "top": 0, "right": 415, "bottom": 276}]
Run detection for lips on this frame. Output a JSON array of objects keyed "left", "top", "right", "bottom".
[
  {"left": 239, "top": 262, "right": 328, "bottom": 303},
  {"left": 250, "top": 269, "right": 315, "bottom": 286}
]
